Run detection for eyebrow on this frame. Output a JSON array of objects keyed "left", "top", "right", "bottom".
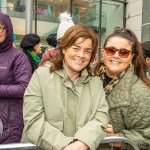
[
  {"left": 0, "top": 22, "right": 5, "bottom": 26},
  {"left": 72, "top": 44, "right": 93, "bottom": 50}
]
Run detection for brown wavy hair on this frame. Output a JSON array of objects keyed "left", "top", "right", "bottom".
[
  {"left": 50, "top": 24, "right": 98, "bottom": 75},
  {"left": 94, "top": 27, "right": 150, "bottom": 87}
]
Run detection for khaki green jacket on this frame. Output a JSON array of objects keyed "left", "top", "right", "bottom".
[
  {"left": 22, "top": 62, "right": 109, "bottom": 150},
  {"left": 100, "top": 67, "right": 150, "bottom": 150}
]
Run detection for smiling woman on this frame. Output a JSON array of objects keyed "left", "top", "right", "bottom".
[
  {"left": 62, "top": 37, "right": 93, "bottom": 82},
  {"left": 0, "top": 21, "right": 6, "bottom": 43},
  {"left": 22, "top": 24, "right": 109, "bottom": 150},
  {"left": 0, "top": 26, "right": 6, "bottom": 32},
  {"left": 0, "top": 12, "right": 32, "bottom": 144},
  {"left": 93, "top": 27, "right": 150, "bottom": 150},
  {"left": 102, "top": 36, "right": 133, "bottom": 78}
]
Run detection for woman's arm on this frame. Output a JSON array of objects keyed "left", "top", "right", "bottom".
[
  {"left": 23, "top": 71, "right": 73, "bottom": 150},
  {"left": 105, "top": 88, "right": 150, "bottom": 149},
  {"left": 0, "top": 53, "right": 32, "bottom": 98},
  {"left": 73, "top": 83, "right": 109, "bottom": 150}
]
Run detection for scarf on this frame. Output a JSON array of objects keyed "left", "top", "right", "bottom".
[
  {"left": 27, "top": 50, "right": 40, "bottom": 65},
  {"left": 99, "top": 65, "right": 127, "bottom": 96}
]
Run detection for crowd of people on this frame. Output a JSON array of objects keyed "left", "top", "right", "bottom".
[{"left": 0, "top": 11, "right": 150, "bottom": 150}]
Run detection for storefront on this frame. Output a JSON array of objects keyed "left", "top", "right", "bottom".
[{"left": 0, "top": 0, "right": 126, "bottom": 51}]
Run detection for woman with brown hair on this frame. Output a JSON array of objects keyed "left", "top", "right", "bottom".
[
  {"left": 22, "top": 24, "right": 109, "bottom": 150},
  {"left": 94, "top": 27, "right": 150, "bottom": 150}
]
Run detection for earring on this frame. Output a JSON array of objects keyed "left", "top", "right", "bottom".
[
  {"left": 129, "top": 61, "right": 133, "bottom": 67},
  {"left": 101, "top": 57, "right": 104, "bottom": 63}
]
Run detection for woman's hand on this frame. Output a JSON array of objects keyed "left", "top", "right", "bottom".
[
  {"left": 103, "top": 124, "right": 114, "bottom": 136},
  {"left": 63, "top": 140, "right": 89, "bottom": 150},
  {"left": 103, "top": 124, "right": 122, "bottom": 147}
]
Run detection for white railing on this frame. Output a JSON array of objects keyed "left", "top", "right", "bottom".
[
  {"left": 101, "top": 136, "right": 140, "bottom": 150},
  {"left": 0, "top": 136, "right": 140, "bottom": 150}
]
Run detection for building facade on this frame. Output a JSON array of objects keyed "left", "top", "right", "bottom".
[
  {"left": 0, "top": 0, "right": 150, "bottom": 46},
  {"left": 126, "top": 0, "right": 150, "bottom": 42}
]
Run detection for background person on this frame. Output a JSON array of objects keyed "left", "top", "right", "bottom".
[
  {"left": 0, "top": 12, "right": 32, "bottom": 144},
  {"left": 20, "top": 33, "right": 42, "bottom": 73},
  {"left": 56, "top": 11, "right": 75, "bottom": 41},
  {"left": 40, "top": 33, "right": 57, "bottom": 65},
  {"left": 22, "top": 24, "right": 109, "bottom": 150},
  {"left": 94, "top": 27, "right": 150, "bottom": 150},
  {"left": 40, "top": 11, "right": 75, "bottom": 66},
  {"left": 141, "top": 41, "right": 150, "bottom": 78},
  {"left": 46, "top": 33, "right": 57, "bottom": 49}
]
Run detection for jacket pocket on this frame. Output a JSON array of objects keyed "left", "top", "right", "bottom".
[
  {"left": 0, "top": 119, "right": 3, "bottom": 138},
  {"left": 48, "top": 119, "right": 63, "bottom": 132}
]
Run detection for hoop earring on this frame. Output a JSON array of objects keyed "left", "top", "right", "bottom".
[
  {"left": 101, "top": 57, "right": 104, "bottom": 63},
  {"left": 129, "top": 61, "right": 133, "bottom": 67}
]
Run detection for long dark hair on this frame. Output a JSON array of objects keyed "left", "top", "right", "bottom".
[
  {"left": 50, "top": 24, "right": 98, "bottom": 75},
  {"left": 94, "top": 27, "right": 150, "bottom": 87}
]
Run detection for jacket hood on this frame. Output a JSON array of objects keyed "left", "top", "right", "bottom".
[{"left": 0, "top": 13, "right": 13, "bottom": 53}]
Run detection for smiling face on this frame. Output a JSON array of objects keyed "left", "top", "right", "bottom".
[
  {"left": 0, "top": 22, "right": 6, "bottom": 43},
  {"left": 33, "top": 42, "right": 42, "bottom": 55},
  {"left": 102, "top": 36, "right": 133, "bottom": 78},
  {"left": 62, "top": 37, "right": 93, "bottom": 77}
]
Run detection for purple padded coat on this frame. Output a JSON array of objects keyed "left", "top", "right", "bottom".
[{"left": 0, "top": 13, "right": 32, "bottom": 144}]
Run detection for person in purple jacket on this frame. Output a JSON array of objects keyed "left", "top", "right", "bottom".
[{"left": 0, "top": 13, "right": 32, "bottom": 144}]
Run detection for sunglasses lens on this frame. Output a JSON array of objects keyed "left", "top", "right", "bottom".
[
  {"left": 119, "top": 49, "right": 130, "bottom": 58},
  {"left": 104, "top": 47, "right": 116, "bottom": 56},
  {"left": 104, "top": 47, "right": 131, "bottom": 58}
]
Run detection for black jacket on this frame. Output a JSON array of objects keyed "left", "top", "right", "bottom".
[{"left": 24, "top": 50, "right": 38, "bottom": 73}]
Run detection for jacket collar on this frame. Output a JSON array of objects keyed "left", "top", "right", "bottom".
[
  {"left": 55, "top": 66, "right": 92, "bottom": 84},
  {"left": 42, "top": 60, "right": 92, "bottom": 84}
]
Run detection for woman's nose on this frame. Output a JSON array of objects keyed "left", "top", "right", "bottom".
[
  {"left": 113, "top": 50, "right": 120, "bottom": 58},
  {"left": 77, "top": 49, "right": 84, "bottom": 57}
]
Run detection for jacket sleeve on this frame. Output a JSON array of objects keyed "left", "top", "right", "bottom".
[
  {"left": 74, "top": 80, "right": 109, "bottom": 150},
  {"left": 118, "top": 85, "right": 150, "bottom": 150},
  {"left": 0, "top": 52, "right": 32, "bottom": 98},
  {"left": 23, "top": 71, "right": 73, "bottom": 150}
]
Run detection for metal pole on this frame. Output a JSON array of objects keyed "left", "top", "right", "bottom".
[
  {"left": 25, "top": 0, "right": 33, "bottom": 34},
  {"left": 101, "top": 136, "right": 140, "bottom": 150},
  {"left": 35, "top": 0, "right": 37, "bottom": 34},
  {"left": 123, "top": 0, "right": 127, "bottom": 27},
  {"left": 111, "top": 0, "right": 126, "bottom": 3},
  {"left": 98, "top": 0, "right": 102, "bottom": 59},
  {"left": 0, "top": 136, "right": 140, "bottom": 150},
  {"left": 70, "top": 0, "right": 73, "bottom": 16}
]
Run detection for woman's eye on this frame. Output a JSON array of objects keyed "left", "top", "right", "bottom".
[
  {"left": 85, "top": 50, "right": 92, "bottom": 54},
  {"left": 73, "top": 47, "right": 79, "bottom": 51}
]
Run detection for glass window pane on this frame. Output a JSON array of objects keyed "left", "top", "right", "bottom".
[
  {"left": 35, "top": 0, "right": 70, "bottom": 42},
  {"left": 3, "top": 0, "right": 125, "bottom": 54},
  {"left": 142, "top": 0, "right": 150, "bottom": 42},
  {"left": 101, "top": 0, "right": 124, "bottom": 48},
  {"left": 72, "top": 0, "right": 125, "bottom": 57}
]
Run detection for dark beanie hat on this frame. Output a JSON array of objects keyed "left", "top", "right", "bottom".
[
  {"left": 46, "top": 33, "right": 57, "bottom": 47},
  {"left": 20, "top": 33, "right": 40, "bottom": 50}
]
